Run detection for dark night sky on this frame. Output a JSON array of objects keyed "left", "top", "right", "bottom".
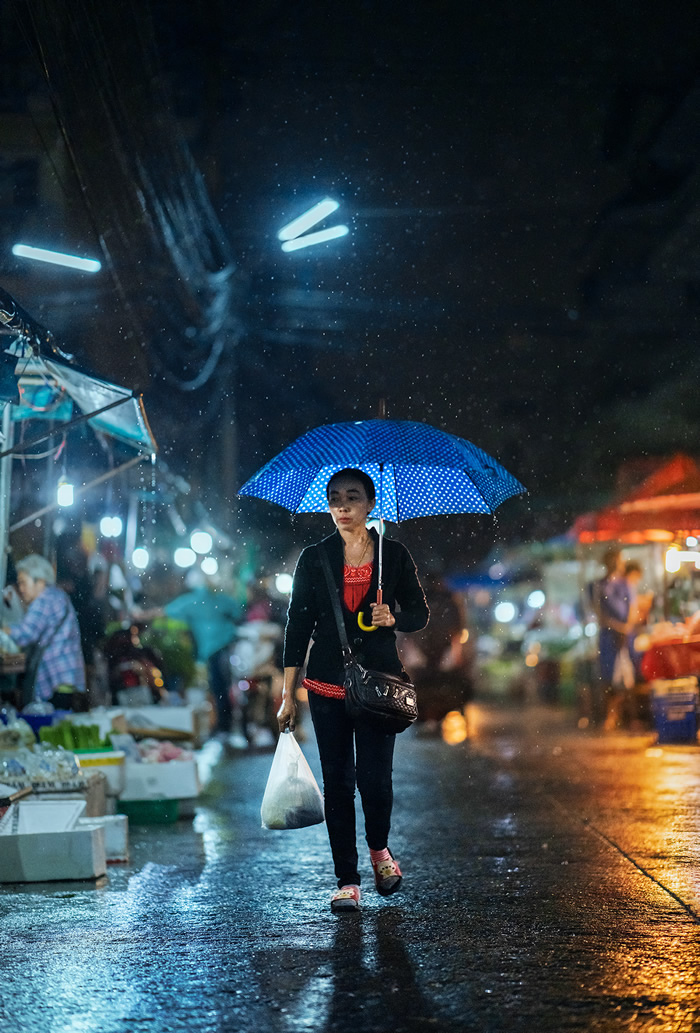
[{"left": 3, "top": 0, "right": 700, "bottom": 571}]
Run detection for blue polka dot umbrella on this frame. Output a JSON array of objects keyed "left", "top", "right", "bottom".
[{"left": 239, "top": 418, "right": 526, "bottom": 599}]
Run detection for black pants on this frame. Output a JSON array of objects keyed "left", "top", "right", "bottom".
[{"left": 308, "top": 690, "right": 397, "bottom": 888}]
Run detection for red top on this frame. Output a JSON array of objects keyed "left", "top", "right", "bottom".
[
  {"left": 303, "top": 562, "right": 373, "bottom": 699},
  {"left": 342, "top": 561, "right": 373, "bottom": 613}
]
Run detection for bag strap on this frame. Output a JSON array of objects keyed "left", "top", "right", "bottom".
[
  {"left": 318, "top": 545, "right": 354, "bottom": 666},
  {"left": 21, "top": 600, "right": 72, "bottom": 706},
  {"left": 42, "top": 600, "right": 72, "bottom": 650}
]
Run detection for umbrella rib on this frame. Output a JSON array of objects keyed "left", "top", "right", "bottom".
[{"left": 391, "top": 463, "right": 400, "bottom": 522}]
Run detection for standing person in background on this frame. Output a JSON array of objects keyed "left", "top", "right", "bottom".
[
  {"left": 3, "top": 554, "right": 86, "bottom": 710},
  {"left": 592, "top": 547, "right": 631, "bottom": 730},
  {"left": 278, "top": 468, "right": 429, "bottom": 914},
  {"left": 624, "top": 560, "right": 654, "bottom": 723},
  {"left": 147, "top": 571, "right": 242, "bottom": 739}
]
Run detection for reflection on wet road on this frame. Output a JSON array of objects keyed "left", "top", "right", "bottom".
[{"left": 2, "top": 703, "right": 700, "bottom": 1032}]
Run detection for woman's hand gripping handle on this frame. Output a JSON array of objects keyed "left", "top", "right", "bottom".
[{"left": 277, "top": 667, "right": 299, "bottom": 732}]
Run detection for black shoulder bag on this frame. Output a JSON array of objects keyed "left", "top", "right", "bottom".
[{"left": 318, "top": 546, "right": 418, "bottom": 734}]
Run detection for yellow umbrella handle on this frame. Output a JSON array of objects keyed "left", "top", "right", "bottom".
[{"left": 357, "top": 611, "right": 377, "bottom": 632}]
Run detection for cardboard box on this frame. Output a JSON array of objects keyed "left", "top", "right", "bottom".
[{"left": 120, "top": 758, "right": 200, "bottom": 801}]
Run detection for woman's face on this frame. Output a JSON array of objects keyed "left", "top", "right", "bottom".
[
  {"left": 327, "top": 476, "right": 373, "bottom": 534},
  {"left": 17, "top": 572, "right": 45, "bottom": 604}
]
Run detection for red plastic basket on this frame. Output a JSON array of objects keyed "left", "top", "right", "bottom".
[{"left": 641, "top": 636, "right": 700, "bottom": 681}]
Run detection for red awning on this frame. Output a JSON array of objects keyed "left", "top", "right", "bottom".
[{"left": 572, "top": 454, "right": 700, "bottom": 543}]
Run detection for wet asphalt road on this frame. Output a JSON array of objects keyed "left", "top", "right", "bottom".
[{"left": 2, "top": 702, "right": 700, "bottom": 1033}]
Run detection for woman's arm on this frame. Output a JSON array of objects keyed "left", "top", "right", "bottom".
[
  {"left": 282, "top": 548, "right": 317, "bottom": 667},
  {"left": 7, "top": 596, "right": 50, "bottom": 648},
  {"left": 278, "top": 549, "right": 318, "bottom": 732},
  {"left": 277, "top": 666, "right": 300, "bottom": 732}
]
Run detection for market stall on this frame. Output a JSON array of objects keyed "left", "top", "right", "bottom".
[
  {"left": 572, "top": 454, "right": 700, "bottom": 741},
  {"left": 0, "top": 701, "right": 210, "bottom": 883}
]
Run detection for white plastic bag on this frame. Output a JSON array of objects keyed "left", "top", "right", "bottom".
[
  {"left": 260, "top": 731, "right": 325, "bottom": 830},
  {"left": 612, "top": 646, "right": 636, "bottom": 690}
]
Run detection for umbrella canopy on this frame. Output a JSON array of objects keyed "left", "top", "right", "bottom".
[{"left": 238, "top": 419, "right": 525, "bottom": 521}]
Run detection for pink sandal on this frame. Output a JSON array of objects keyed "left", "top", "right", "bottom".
[
  {"left": 371, "top": 852, "right": 403, "bottom": 896},
  {"left": 330, "top": 884, "right": 361, "bottom": 913}
]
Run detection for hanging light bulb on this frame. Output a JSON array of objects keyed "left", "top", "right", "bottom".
[
  {"left": 57, "top": 478, "right": 74, "bottom": 507},
  {"left": 174, "top": 547, "right": 197, "bottom": 568},
  {"left": 132, "top": 547, "right": 150, "bottom": 570},
  {"left": 100, "top": 516, "right": 123, "bottom": 538},
  {"left": 201, "top": 556, "right": 218, "bottom": 576},
  {"left": 190, "top": 530, "right": 213, "bottom": 555}
]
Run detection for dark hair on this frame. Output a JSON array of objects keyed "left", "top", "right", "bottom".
[
  {"left": 326, "top": 468, "right": 376, "bottom": 502},
  {"left": 625, "top": 559, "right": 642, "bottom": 575},
  {"left": 602, "top": 547, "right": 621, "bottom": 573}
]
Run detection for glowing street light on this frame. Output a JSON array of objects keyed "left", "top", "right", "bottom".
[
  {"left": 201, "top": 556, "right": 218, "bottom": 576},
  {"left": 12, "top": 244, "right": 101, "bottom": 273},
  {"left": 277, "top": 199, "right": 340, "bottom": 241}
]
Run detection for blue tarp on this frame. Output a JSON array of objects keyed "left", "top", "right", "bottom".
[{"left": 16, "top": 356, "right": 156, "bottom": 453}]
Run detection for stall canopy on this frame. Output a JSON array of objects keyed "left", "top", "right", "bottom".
[
  {"left": 16, "top": 356, "right": 156, "bottom": 453},
  {"left": 573, "top": 454, "right": 700, "bottom": 543},
  {"left": 1, "top": 286, "right": 157, "bottom": 587}
]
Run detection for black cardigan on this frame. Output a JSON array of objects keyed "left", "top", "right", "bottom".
[{"left": 283, "top": 527, "right": 429, "bottom": 686}]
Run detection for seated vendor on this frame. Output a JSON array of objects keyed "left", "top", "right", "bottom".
[{"left": 2, "top": 554, "right": 86, "bottom": 710}]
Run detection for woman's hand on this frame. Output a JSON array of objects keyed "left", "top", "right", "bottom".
[
  {"left": 370, "top": 603, "right": 396, "bottom": 628},
  {"left": 277, "top": 692, "right": 297, "bottom": 733}
]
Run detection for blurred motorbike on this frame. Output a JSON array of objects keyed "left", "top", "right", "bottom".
[{"left": 103, "top": 622, "right": 167, "bottom": 706}]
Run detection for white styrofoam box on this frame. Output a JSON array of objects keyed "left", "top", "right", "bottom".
[
  {"left": 0, "top": 824, "right": 106, "bottom": 882},
  {"left": 120, "top": 758, "right": 200, "bottom": 801},
  {"left": 78, "top": 815, "right": 128, "bottom": 862},
  {"left": 77, "top": 704, "right": 212, "bottom": 746},
  {"left": 0, "top": 799, "right": 86, "bottom": 835},
  {"left": 76, "top": 751, "right": 126, "bottom": 797}
]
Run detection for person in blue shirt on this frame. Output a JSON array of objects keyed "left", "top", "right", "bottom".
[{"left": 161, "top": 572, "right": 241, "bottom": 736}]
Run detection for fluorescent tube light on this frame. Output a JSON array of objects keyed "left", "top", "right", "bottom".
[
  {"left": 12, "top": 244, "right": 102, "bottom": 273},
  {"left": 277, "top": 199, "right": 340, "bottom": 241},
  {"left": 281, "top": 225, "right": 349, "bottom": 252}
]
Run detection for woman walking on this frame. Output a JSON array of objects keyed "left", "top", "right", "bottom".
[{"left": 278, "top": 468, "right": 429, "bottom": 913}]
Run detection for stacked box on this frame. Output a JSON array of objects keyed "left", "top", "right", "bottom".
[{"left": 650, "top": 679, "right": 699, "bottom": 744}]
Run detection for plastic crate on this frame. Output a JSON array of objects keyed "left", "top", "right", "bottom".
[
  {"left": 116, "top": 798, "right": 179, "bottom": 824},
  {"left": 651, "top": 692, "right": 699, "bottom": 744}
]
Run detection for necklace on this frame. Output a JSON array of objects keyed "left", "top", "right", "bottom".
[{"left": 344, "top": 535, "right": 372, "bottom": 568}]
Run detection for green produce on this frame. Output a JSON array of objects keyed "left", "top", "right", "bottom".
[{"left": 38, "top": 721, "right": 110, "bottom": 751}]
